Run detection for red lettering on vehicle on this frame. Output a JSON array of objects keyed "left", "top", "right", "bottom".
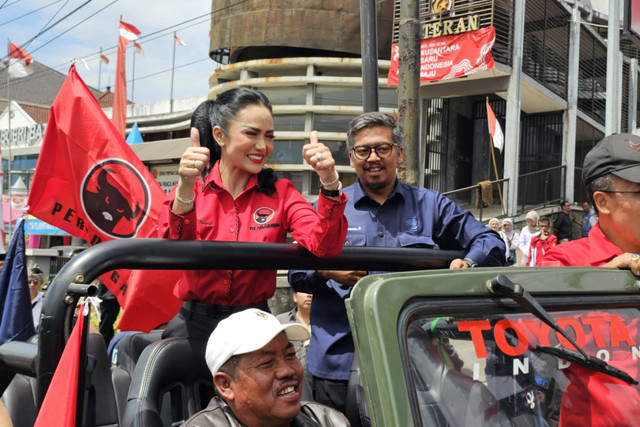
[
  {"left": 610, "top": 315, "right": 636, "bottom": 347},
  {"left": 457, "top": 320, "right": 491, "bottom": 358},
  {"left": 494, "top": 319, "right": 529, "bottom": 356}
]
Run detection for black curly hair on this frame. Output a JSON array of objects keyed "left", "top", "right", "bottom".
[{"left": 190, "top": 88, "right": 278, "bottom": 195}]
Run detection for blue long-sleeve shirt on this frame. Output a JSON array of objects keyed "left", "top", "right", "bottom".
[{"left": 289, "top": 179, "right": 505, "bottom": 381}]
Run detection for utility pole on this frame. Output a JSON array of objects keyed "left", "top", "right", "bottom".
[
  {"left": 360, "top": 0, "right": 379, "bottom": 112},
  {"left": 397, "top": 0, "right": 421, "bottom": 186}
]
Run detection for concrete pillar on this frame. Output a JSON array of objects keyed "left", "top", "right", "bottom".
[
  {"left": 605, "top": 0, "right": 621, "bottom": 136},
  {"left": 563, "top": 6, "right": 581, "bottom": 204},
  {"left": 504, "top": 0, "right": 525, "bottom": 216}
]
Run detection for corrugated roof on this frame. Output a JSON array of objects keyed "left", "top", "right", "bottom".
[{"left": 0, "top": 60, "right": 101, "bottom": 105}]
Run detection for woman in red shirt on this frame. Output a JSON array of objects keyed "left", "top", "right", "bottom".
[{"left": 159, "top": 89, "right": 347, "bottom": 340}]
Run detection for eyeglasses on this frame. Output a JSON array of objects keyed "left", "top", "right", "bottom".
[
  {"left": 352, "top": 143, "right": 398, "bottom": 160},
  {"left": 538, "top": 224, "right": 550, "bottom": 228}
]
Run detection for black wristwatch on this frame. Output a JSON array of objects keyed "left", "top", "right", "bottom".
[
  {"left": 463, "top": 258, "right": 478, "bottom": 268},
  {"left": 320, "top": 181, "right": 343, "bottom": 198}
]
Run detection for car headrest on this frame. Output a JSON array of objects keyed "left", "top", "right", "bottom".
[{"left": 122, "top": 337, "right": 213, "bottom": 427}]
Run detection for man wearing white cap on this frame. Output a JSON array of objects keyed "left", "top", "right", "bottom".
[{"left": 182, "top": 308, "right": 349, "bottom": 427}]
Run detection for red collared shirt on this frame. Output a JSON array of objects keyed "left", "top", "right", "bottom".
[
  {"left": 538, "top": 222, "right": 621, "bottom": 267},
  {"left": 158, "top": 163, "right": 347, "bottom": 305},
  {"left": 538, "top": 223, "right": 640, "bottom": 426}
]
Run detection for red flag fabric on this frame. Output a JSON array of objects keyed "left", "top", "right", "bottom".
[
  {"left": 8, "top": 42, "right": 32, "bottom": 64},
  {"left": 174, "top": 33, "right": 186, "bottom": 46},
  {"left": 8, "top": 42, "right": 33, "bottom": 78},
  {"left": 112, "top": 34, "right": 129, "bottom": 137},
  {"left": 486, "top": 99, "right": 504, "bottom": 153},
  {"left": 27, "top": 65, "right": 181, "bottom": 331},
  {"left": 100, "top": 52, "right": 109, "bottom": 64},
  {"left": 119, "top": 21, "right": 141, "bottom": 41},
  {"left": 133, "top": 41, "right": 145, "bottom": 56},
  {"left": 33, "top": 303, "right": 86, "bottom": 427}
]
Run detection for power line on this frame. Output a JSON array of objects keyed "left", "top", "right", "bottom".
[
  {"left": 0, "top": 0, "right": 65, "bottom": 27},
  {"left": 26, "top": 0, "right": 119, "bottom": 55},
  {"left": 21, "top": 0, "right": 73, "bottom": 50}
]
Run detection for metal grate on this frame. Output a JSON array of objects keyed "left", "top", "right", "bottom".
[
  {"left": 522, "top": 0, "right": 570, "bottom": 99},
  {"left": 518, "top": 112, "right": 564, "bottom": 205},
  {"left": 577, "top": 27, "right": 607, "bottom": 125},
  {"left": 622, "top": 60, "right": 631, "bottom": 133},
  {"left": 423, "top": 98, "right": 447, "bottom": 193}
]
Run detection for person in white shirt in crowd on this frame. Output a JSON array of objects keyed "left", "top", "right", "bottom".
[
  {"left": 500, "top": 218, "right": 519, "bottom": 266},
  {"left": 518, "top": 210, "right": 540, "bottom": 266}
]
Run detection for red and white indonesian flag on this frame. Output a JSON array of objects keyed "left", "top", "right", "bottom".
[
  {"left": 486, "top": 99, "right": 504, "bottom": 153},
  {"left": 388, "top": 26, "right": 496, "bottom": 85},
  {"left": 7, "top": 42, "right": 33, "bottom": 78},
  {"left": 119, "top": 21, "right": 141, "bottom": 41},
  {"left": 174, "top": 33, "right": 186, "bottom": 47},
  {"left": 100, "top": 52, "right": 109, "bottom": 64},
  {"left": 133, "top": 42, "right": 145, "bottom": 56},
  {"left": 27, "top": 65, "right": 181, "bottom": 331},
  {"left": 113, "top": 20, "right": 141, "bottom": 137}
]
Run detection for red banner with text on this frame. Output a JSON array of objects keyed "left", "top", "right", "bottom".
[{"left": 388, "top": 26, "right": 496, "bottom": 85}]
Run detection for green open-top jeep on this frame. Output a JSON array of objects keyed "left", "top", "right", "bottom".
[{"left": 1, "top": 239, "right": 639, "bottom": 426}]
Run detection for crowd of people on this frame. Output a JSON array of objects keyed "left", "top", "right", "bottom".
[{"left": 10, "top": 88, "right": 639, "bottom": 427}]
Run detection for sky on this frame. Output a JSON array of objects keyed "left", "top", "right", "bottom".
[{"left": 1, "top": 0, "right": 218, "bottom": 103}]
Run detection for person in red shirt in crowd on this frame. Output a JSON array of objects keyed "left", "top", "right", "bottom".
[
  {"left": 539, "top": 133, "right": 640, "bottom": 426},
  {"left": 528, "top": 216, "right": 557, "bottom": 266},
  {"left": 158, "top": 89, "right": 348, "bottom": 340}
]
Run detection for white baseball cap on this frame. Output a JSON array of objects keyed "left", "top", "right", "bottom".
[{"left": 206, "top": 308, "right": 311, "bottom": 374}]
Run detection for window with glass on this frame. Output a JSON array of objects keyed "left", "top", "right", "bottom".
[
  {"left": 274, "top": 171, "right": 304, "bottom": 193},
  {"left": 402, "top": 302, "right": 640, "bottom": 426},
  {"left": 258, "top": 87, "right": 307, "bottom": 105},
  {"left": 315, "top": 86, "right": 362, "bottom": 106},
  {"left": 269, "top": 140, "right": 304, "bottom": 164},
  {"left": 313, "top": 114, "right": 357, "bottom": 133},
  {"left": 379, "top": 87, "right": 399, "bottom": 109},
  {"left": 273, "top": 115, "right": 305, "bottom": 132}
]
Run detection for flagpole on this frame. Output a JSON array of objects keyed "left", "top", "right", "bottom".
[
  {"left": 98, "top": 48, "right": 103, "bottom": 90},
  {"left": 131, "top": 46, "right": 136, "bottom": 105},
  {"left": 169, "top": 31, "right": 177, "bottom": 113},
  {"left": 487, "top": 97, "right": 505, "bottom": 215},
  {"left": 6, "top": 39, "right": 13, "bottom": 241}
]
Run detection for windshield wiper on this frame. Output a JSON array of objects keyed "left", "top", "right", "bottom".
[{"left": 487, "top": 274, "right": 638, "bottom": 385}]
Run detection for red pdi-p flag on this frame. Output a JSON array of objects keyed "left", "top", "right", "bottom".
[
  {"left": 27, "top": 65, "right": 181, "bottom": 331},
  {"left": 34, "top": 303, "right": 87, "bottom": 427}
]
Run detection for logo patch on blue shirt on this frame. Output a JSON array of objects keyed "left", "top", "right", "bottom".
[{"left": 405, "top": 217, "right": 422, "bottom": 234}]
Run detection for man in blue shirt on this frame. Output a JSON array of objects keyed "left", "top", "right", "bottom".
[
  {"left": 288, "top": 111, "right": 505, "bottom": 412},
  {"left": 573, "top": 201, "right": 597, "bottom": 237}
]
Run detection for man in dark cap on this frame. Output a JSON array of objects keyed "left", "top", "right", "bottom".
[
  {"left": 540, "top": 133, "right": 640, "bottom": 273},
  {"left": 537, "top": 136, "right": 640, "bottom": 425}
]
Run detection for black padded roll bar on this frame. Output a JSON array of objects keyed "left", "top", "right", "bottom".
[{"left": 35, "top": 238, "right": 464, "bottom": 406}]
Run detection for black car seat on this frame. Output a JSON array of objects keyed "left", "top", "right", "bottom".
[
  {"left": 83, "top": 332, "right": 119, "bottom": 427},
  {"left": 111, "top": 330, "right": 164, "bottom": 422},
  {"left": 1, "top": 332, "right": 118, "bottom": 427},
  {"left": 121, "top": 337, "right": 214, "bottom": 427},
  {"left": 344, "top": 355, "right": 371, "bottom": 427}
]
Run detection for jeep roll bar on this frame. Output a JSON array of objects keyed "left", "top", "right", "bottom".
[{"left": 3, "top": 238, "right": 465, "bottom": 408}]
